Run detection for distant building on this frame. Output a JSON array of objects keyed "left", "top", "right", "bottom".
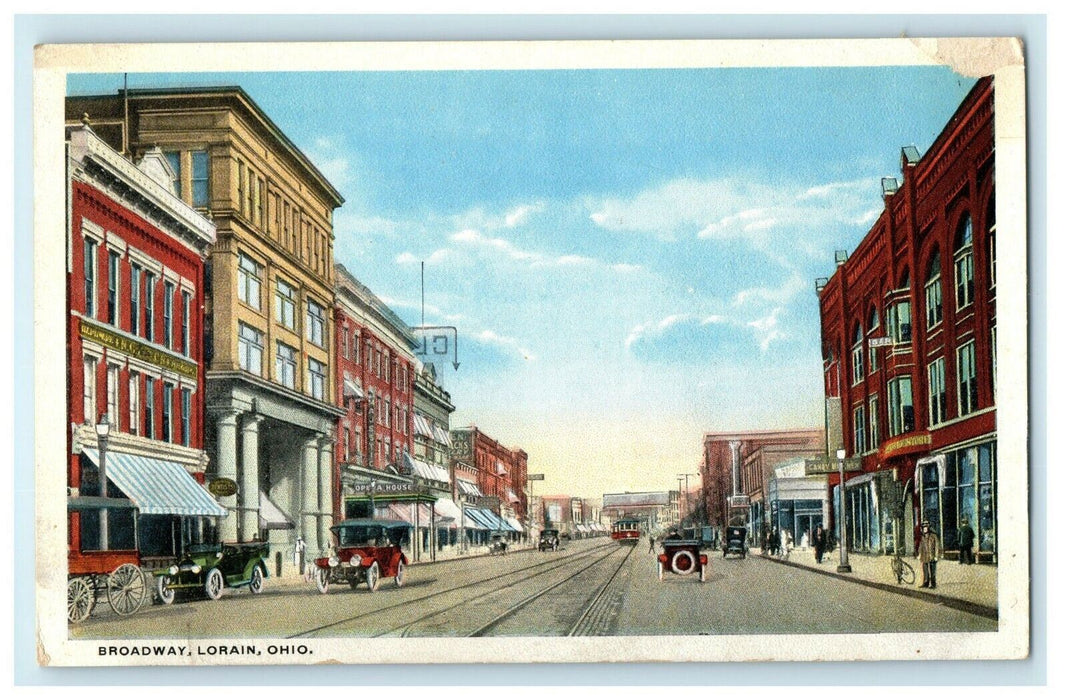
[
  {"left": 601, "top": 491, "right": 675, "bottom": 530},
  {"left": 817, "top": 77, "right": 996, "bottom": 560}
]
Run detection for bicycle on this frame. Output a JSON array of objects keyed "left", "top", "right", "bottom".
[{"left": 890, "top": 549, "right": 915, "bottom": 585}]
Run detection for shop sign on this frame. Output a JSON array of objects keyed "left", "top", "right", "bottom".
[
  {"left": 350, "top": 482, "right": 428, "bottom": 497},
  {"left": 880, "top": 432, "right": 932, "bottom": 459},
  {"left": 868, "top": 337, "right": 895, "bottom": 347},
  {"left": 208, "top": 477, "right": 238, "bottom": 497},
  {"left": 527, "top": 473, "right": 545, "bottom": 481},
  {"left": 804, "top": 457, "right": 863, "bottom": 475},
  {"left": 80, "top": 318, "right": 198, "bottom": 379}
]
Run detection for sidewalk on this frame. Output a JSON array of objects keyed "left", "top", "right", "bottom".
[{"left": 761, "top": 547, "right": 998, "bottom": 619}]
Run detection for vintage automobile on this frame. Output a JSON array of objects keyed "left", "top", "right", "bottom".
[
  {"left": 153, "top": 541, "right": 270, "bottom": 604},
  {"left": 314, "top": 519, "right": 410, "bottom": 594},
  {"left": 722, "top": 525, "right": 749, "bottom": 559},
  {"left": 539, "top": 529, "right": 560, "bottom": 552},
  {"left": 657, "top": 538, "right": 709, "bottom": 582}
]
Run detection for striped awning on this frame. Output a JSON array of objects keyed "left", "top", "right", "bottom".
[
  {"left": 465, "top": 508, "right": 499, "bottom": 530},
  {"left": 343, "top": 377, "right": 363, "bottom": 399},
  {"left": 258, "top": 490, "right": 294, "bottom": 530},
  {"left": 434, "top": 497, "right": 463, "bottom": 525},
  {"left": 81, "top": 448, "right": 226, "bottom": 517},
  {"left": 457, "top": 479, "right": 482, "bottom": 497},
  {"left": 413, "top": 414, "right": 435, "bottom": 439},
  {"left": 504, "top": 516, "right": 525, "bottom": 532},
  {"left": 460, "top": 507, "right": 489, "bottom": 530},
  {"left": 506, "top": 488, "right": 520, "bottom": 503},
  {"left": 404, "top": 453, "right": 450, "bottom": 483},
  {"left": 432, "top": 426, "right": 452, "bottom": 447}
]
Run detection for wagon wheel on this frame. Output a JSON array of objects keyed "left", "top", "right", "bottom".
[
  {"left": 107, "top": 564, "right": 148, "bottom": 616},
  {"left": 204, "top": 568, "right": 224, "bottom": 600},
  {"left": 67, "top": 577, "right": 94, "bottom": 623}
]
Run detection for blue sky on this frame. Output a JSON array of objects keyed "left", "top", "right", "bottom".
[{"left": 69, "top": 67, "right": 976, "bottom": 497}]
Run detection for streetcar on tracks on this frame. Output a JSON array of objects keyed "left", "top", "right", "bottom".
[
  {"left": 313, "top": 519, "right": 409, "bottom": 593},
  {"left": 611, "top": 518, "right": 643, "bottom": 545}
]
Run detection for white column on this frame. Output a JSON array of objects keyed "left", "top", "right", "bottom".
[
  {"left": 317, "top": 436, "right": 334, "bottom": 551},
  {"left": 301, "top": 435, "right": 320, "bottom": 548},
  {"left": 240, "top": 415, "right": 264, "bottom": 542},
  {"left": 215, "top": 410, "right": 240, "bottom": 542}
]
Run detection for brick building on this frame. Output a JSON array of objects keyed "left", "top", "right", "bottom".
[
  {"left": 66, "top": 123, "right": 223, "bottom": 569},
  {"left": 817, "top": 76, "right": 996, "bottom": 559},
  {"left": 450, "top": 426, "right": 528, "bottom": 527},
  {"left": 701, "top": 429, "right": 825, "bottom": 540}
]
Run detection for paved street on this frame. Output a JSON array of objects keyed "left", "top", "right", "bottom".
[{"left": 70, "top": 538, "right": 995, "bottom": 640}]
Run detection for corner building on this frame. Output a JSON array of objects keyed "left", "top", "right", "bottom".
[
  {"left": 68, "top": 88, "right": 346, "bottom": 560},
  {"left": 817, "top": 77, "right": 997, "bottom": 560},
  {"left": 66, "top": 124, "right": 223, "bottom": 568}
]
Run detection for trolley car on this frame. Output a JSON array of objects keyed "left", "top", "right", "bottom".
[{"left": 611, "top": 518, "right": 643, "bottom": 545}]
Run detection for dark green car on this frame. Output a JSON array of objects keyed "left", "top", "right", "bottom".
[{"left": 153, "top": 542, "right": 270, "bottom": 604}]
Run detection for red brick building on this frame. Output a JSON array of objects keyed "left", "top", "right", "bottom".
[
  {"left": 701, "top": 429, "right": 825, "bottom": 539},
  {"left": 66, "top": 124, "right": 222, "bottom": 569},
  {"left": 333, "top": 263, "right": 418, "bottom": 519},
  {"left": 450, "top": 426, "right": 528, "bottom": 524},
  {"left": 817, "top": 76, "right": 996, "bottom": 559}
]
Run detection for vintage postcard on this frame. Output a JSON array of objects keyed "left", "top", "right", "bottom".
[{"left": 33, "top": 37, "right": 1029, "bottom": 666}]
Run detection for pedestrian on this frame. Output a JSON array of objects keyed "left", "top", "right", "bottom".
[
  {"left": 768, "top": 528, "right": 779, "bottom": 556},
  {"left": 813, "top": 525, "right": 827, "bottom": 564},
  {"left": 294, "top": 536, "right": 308, "bottom": 581},
  {"left": 648, "top": 534, "right": 656, "bottom": 553},
  {"left": 918, "top": 521, "right": 942, "bottom": 589},
  {"left": 958, "top": 518, "right": 976, "bottom": 565}
]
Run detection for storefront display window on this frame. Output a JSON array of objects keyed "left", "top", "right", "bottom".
[{"left": 918, "top": 442, "right": 997, "bottom": 559}]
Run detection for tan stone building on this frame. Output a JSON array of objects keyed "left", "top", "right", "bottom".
[{"left": 67, "top": 88, "right": 345, "bottom": 561}]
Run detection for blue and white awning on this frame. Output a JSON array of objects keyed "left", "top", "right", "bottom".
[
  {"left": 81, "top": 448, "right": 227, "bottom": 517},
  {"left": 457, "top": 479, "right": 482, "bottom": 497}
]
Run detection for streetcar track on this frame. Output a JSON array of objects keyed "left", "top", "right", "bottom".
[
  {"left": 468, "top": 544, "right": 635, "bottom": 637},
  {"left": 286, "top": 541, "right": 617, "bottom": 638},
  {"left": 567, "top": 541, "right": 637, "bottom": 636}
]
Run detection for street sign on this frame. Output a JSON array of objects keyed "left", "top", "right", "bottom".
[
  {"left": 804, "top": 457, "right": 863, "bottom": 475},
  {"left": 727, "top": 495, "right": 749, "bottom": 508},
  {"left": 868, "top": 337, "right": 895, "bottom": 347},
  {"left": 528, "top": 474, "right": 545, "bottom": 481},
  {"left": 208, "top": 477, "right": 238, "bottom": 497}
]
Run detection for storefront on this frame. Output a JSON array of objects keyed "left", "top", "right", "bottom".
[
  {"left": 832, "top": 469, "right": 900, "bottom": 555},
  {"left": 342, "top": 479, "right": 439, "bottom": 562},
  {"left": 917, "top": 438, "right": 997, "bottom": 562},
  {"left": 768, "top": 460, "right": 829, "bottom": 547}
]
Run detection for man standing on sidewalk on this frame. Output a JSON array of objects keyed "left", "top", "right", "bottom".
[
  {"left": 813, "top": 525, "right": 827, "bottom": 564},
  {"left": 918, "top": 521, "right": 942, "bottom": 589},
  {"left": 958, "top": 518, "right": 976, "bottom": 565}
]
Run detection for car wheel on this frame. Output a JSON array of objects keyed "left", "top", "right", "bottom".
[
  {"left": 204, "top": 568, "right": 224, "bottom": 601},
  {"left": 156, "top": 575, "right": 176, "bottom": 605},
  {"left": 394, "top": 561, "right": 406, "bottom": 588},
  {"left": 315, "top": 567, "right": 330, "bottom": 594},
  {"left": 248, "top": 566, "right": 265, "bottom": 595},
  {"left": 365, "top": 561, "right": 380, "bottom": 592}
]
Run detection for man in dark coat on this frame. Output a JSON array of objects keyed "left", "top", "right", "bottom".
[
  {"left": 813, "top": 525, "right": 827, "bottom": 564},
  {"left": 918, "top": 521, "right": 942, "bottom": 589},
  {"left": 958, "top": 517, "right": 976, "bottom": 565}
]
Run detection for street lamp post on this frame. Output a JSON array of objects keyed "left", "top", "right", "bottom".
[
  {"left": 95, "top": 414, "right": 111, "bottom": 549},
  {"left": 677, "top": 472, "right": 698, "bottom": 527},
  {"left": 836, "top": 448, "right": 852, "bottom": 573}
]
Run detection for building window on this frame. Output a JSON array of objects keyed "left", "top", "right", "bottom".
[
  {"left": 254, "top": 177, "right": 264, "bottom": 227},
  {"left": 128, "top": 373, "right": 140, "bottom": 436},
  {"left": 106, "top": 364, "right": 119, "bottom": 425},
  {"left": 144, "top": 378, "right": 155, "bottom": 439},
  {"left": 181, "top": 291, "right": 191, "bottom": 356},
  {"left": 927, "top": 357, "right": 947, "bottom": 426},
  {"left": 924, "top": 253, "right": 943, "bottom": 330},
  {"left": 144, "top": 271, "right": 156, "bottom": 342},
  {"left": 385, "top": 398, "right": 392, "bottom": 429},
  {"left": 180, "top": 388, "right": 191, "bottom": 446},
  {"left": 191, "top": 150, "right": 209, "bottom": 207},
  {"left": 957, "top": 341, "right": 978, "bottom": 416},
  {"left": 988, "top": 197, "right": 996, "bottom": 288},
  {"left": 954, "top": 216, "right": 975, "bottom": 309},
  {"left": 307, "top": 357, "right": 326, "bottom": 400},
  {"left": 343, "top": 426, "right": 351, "bottom": 461},
  {"left": 238, "top": 323, "right": 264, "bottom": 375},
  {"left": 852, "top": 405, "right": 865, "bottom": 454},
  {"left": 886, "top": 300, "right": 912, "bottom": 344},
  {"left": 867, "top": 395, "right": 879, "bottom": 449},
  {"left": 353, "top": 332, "right": 361, "bottom": 364},
  {"left": 164, "top": 151, "right": 181, "bottom": 195},
  {"left": 306, "top": 299, "right": 326, "bottom": 347},
  {"left": 275, "top": 279, "right": 296, "bottom": 329},
  {"left": 851, "top": 325, "right": 864, "bottom": 385},
  {"left": 163, "top": 281, "right": 175, "bottom": 348},
  {"left": 107, "top": 250, "right": 120, "bottom": 326},
  {"left": 130, "top": 264, "right": 141, "bottom": 336},
  {"left": 887, "top": 376, "right": 914, "bottom": 436},
  {"left": 238, "top": 253, "right": 262, "bottom": 310},
  {"left": 83, "top": 357, "right": 97, "bottom": 423},
  {"left": 161, "top": 383, "right": 173, "bottom": 443},
  {"left": 83, "top": 239, "right": 96, "bottom": 318},
  {"left": 275, "top": 342, "right": 297, "bottom": 389}
]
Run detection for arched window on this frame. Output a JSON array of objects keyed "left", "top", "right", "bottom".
[
  {"left": 924, "top": 250, "right": 943, "bottom": 329},
  {"left": 851, "top": 323, "right": 865, "bottom": 385},
  {"left": 954, "top": 215, "right": 975, "bottom": 308}
]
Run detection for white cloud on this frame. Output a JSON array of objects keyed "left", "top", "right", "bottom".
[
  {"left": 305, "top": 135, "right": 355, "bottom": 193},
  {"left": 504, "top": 202, "right": 545, "bottom": 228},
  {"left": 747, "top": 309, "right": 786, "bottom": 352},
  {"left": 612, "top": 263, "right": 642, "bottom": 274},
  {"left": 475, "top": 329, "right": 536, "bottom": 361},
  {"left": 732, "top": 273, "right": 807, "bottom": 307},
  {"left": 395, "top": 252, "right": 419, "bottom": 265}
]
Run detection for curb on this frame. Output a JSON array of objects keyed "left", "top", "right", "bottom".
[{"left": 760, "top": 554, "right": 998, "bottom": 621}]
